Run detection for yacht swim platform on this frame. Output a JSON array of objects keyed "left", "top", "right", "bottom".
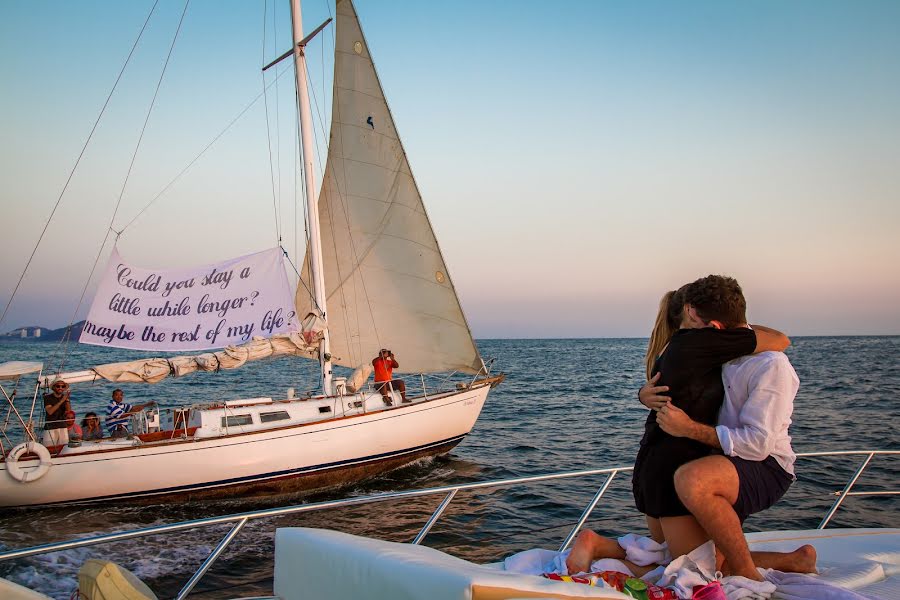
[{"left": 0, "top": 449, "right": 896, "bottom": 599}]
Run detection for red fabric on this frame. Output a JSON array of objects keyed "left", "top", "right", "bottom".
[{"left": 373, "top": 356, "right": 393, "bottom": 382}]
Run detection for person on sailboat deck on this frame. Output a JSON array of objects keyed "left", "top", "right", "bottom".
[
  {"left": 106, "top": 389, "right": 156, "bottom": 438},
  {"left": 43, "top": 379, "right": 72, "bottom": 446},
  {"left": 567, "top": 276, "right": 814, "bottom": 579},
  {"left": 81, "top": 412, "right": 104, "bottom": 440},
  {"left": 372, "top": 349, "right": 407, "bottom": 405},
  {"left": 65, "top": 410, "right": 82, "bottom": 441}
]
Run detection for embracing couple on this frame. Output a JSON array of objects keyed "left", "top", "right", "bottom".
[{"left": 567, "top": 275, "right": 816, "bottom": 581}]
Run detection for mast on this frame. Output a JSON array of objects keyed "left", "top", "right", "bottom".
[{"left": 289, "top": 0, "right": 332, "bottom": 395}]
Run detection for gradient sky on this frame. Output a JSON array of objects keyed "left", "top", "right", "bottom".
[{"left": 1, "top": 0, "right": 898, "bottom": 338}]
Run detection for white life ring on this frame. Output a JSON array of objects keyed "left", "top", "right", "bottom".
[{"left": 5, "top": 441, "right": 52, "bottom": 483}]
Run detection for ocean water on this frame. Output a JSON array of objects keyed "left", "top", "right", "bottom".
[{"left": 0, "top": 336, "right": 897, "bottom": 599}]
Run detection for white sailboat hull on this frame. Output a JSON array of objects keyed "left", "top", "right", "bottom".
[{"left": 0, "top": 385, "right": 490, "bottom": 509}]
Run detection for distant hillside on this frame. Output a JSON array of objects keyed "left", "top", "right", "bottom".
[{"left": 1, "top": 321, "right": 85, "bottom": 342}]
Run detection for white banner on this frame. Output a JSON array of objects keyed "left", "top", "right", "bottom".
[{"left": 80, "top": 247, "right": 299, "bottom": 351}]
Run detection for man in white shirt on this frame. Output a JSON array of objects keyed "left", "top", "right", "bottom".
[{"left": 649, "top": 349, "right": 812, "bottom": 579}]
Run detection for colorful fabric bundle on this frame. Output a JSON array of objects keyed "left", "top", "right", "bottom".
[
  {"left": 542, "top": 572, "right": 603, "bottom": 586},
  {"left": 542, "top": 570, "right": 682, "bottom": 598}
]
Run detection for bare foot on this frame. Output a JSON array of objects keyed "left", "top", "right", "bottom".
[
  {"left": 788, "top": 545, "right": 818, "bottom": 574},
  {"left": 736, "top": 544, "right": 819, "bottom": 575},
  {"left": 565, "top": 531, "right": 596, "bottom": 574},
  {"left": 565, "top": 530, "right": 624, "bottom": 574}
]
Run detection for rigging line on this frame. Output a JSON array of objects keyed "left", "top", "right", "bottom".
[
  {"left": 119, "top": 62, "right": 293, "bottom": 234},
  {"left": 261, "top": 0, "right": 281, "bottom": 243},
  {"left": 282, "top": 245, "right": 314, "bottom": 303},
  {"left": 308, "top": 13, "right": 328, "bottom": 330},
  {"left": 305, "top": 56, "right": 365, "bottom": 364},
  {"left": 293, "top": 98, "right": 313, "bottom": 312},
  {"left": 294, "top": 147, "right": 321, "bottom": 318},
  {"left": 0, "top": 0, "right": 160, "bottom": 332},
  {"left": 273, "top": 0, "right": 284, "bottom": 243},
  {"left": 56, "top": 0, "right": 192, "bottom": 375},
  {"left": 307, "top": 73, "right": 358, "bottom": 364},
  {"left": 293, "top": 50, "right": 325, "bottom": 317},
  {"left": 293, "top": 106, "right": 300, "bottom": 272},
  {"left": 323, "top": 90, "right": 385, "bottom": 363},
  {"left": 291, "top": 113, "right": 306, "bottom": 290}
]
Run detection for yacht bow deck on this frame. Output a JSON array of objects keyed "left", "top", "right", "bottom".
[{"left": 0, "top": 450, "right": 896, "bottom": 599}]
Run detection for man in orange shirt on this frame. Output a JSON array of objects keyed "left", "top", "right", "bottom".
[{"left": 372, "top": 349, "right": 407, "bottom": 405}]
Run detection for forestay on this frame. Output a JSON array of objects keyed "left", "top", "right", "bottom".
[{"left": 296, "top": 0, "right": 483, "bottom": 375}]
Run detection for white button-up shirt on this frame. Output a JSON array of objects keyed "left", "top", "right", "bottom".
[{"left": 716, "top": 351, "right": 799, "bottom": 476}]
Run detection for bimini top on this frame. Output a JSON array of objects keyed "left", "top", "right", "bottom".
[{"left": 0, "top": 361, "right": 43, "bottom": 381}]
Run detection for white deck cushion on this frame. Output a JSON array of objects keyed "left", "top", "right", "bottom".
[
  {"left": 746, "top": 528, "right": 900, "bottom": 593},
  {"left": 274, "top": 527, "right": 630, "bottom": 600}
]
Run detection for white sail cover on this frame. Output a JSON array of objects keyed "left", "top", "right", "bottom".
[
  {"left": 90, "top": 331, "right": 321, "bottom": 384},
  {"left": 0, "top": 361, "right": 43, "bottom": 381},
  {"left": 296, "top": 0, "right": 482, "bottom": 374}
]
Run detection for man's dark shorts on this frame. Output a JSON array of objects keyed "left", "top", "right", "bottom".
[{"left": 729, "top": 455, "right": 794, "bottom": 522}]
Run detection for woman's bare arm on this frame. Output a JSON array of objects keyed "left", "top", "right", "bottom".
[{"left": 750, "top": 324, "right": 790, "bottom": 353}]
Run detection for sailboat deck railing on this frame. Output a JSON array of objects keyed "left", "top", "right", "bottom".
[
  {"left": 0, "top": 369, "right": 490, "bottom": 455},
  {"left": 0, "top": 450, "right": 896, "bottom": 600}
]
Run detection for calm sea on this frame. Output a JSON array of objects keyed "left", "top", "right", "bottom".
[{"left": 0, "top": 337, "right": 897, "bottom": 599}]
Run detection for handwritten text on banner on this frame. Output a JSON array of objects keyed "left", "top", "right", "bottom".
[{"left": 80, "top": 247, "right": 299, "bottom": 351}]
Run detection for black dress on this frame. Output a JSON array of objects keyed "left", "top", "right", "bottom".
[{"left": 632, "top": 327, "right": 756, "bottom": 518}]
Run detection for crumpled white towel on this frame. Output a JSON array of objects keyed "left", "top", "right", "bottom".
[
  {"left": 654, "top": 540, "right": 720, "bottom": 598},
  {"left": 721, "top": 574, "right": 776, "bottom": 599},
  {"left": 502, "top": 534, "right": 671, "bottom": 577},
  {"left": 652, "top": 540, "right": 777, "bottom": 599},
  {"left": 617, "top": 533, "right": 672, "bottom": 566},
  {"left": 764, "top": 569, "right": 874, "bottom": 600},
  {"left": 502, "top": 548, "right": 558, "bottom": 575},
  {"left": 502, "top": 537, "right": 866, "bottom": 600},
  {"left": 501, "top": 547, "right": 634, "bottom": 577}
]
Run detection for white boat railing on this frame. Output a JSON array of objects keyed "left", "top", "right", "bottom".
[{"left": 0, "top": 449, "right": 896, "bottom": 600}]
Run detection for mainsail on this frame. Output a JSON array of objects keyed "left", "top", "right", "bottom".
[{"left": 296, "top": 0, "right": 483, "bottom": 374}]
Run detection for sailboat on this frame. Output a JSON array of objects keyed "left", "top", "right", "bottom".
[{"left": 0, "top": 0, "right": 501, "bottom": 509}]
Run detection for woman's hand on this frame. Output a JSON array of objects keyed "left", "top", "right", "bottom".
[{"left": 639, "top": 373, "right": 670, "bottom": 410}]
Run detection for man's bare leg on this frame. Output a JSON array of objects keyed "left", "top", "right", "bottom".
[
  {"left": 565, "top": 530, "right": 657, "bottom": 576},
  {"left": 723, "top": 546, "right": 817, "bottom": 575},
  {"left": 675, "top": 456, "right": 761, "bottom": 580}
]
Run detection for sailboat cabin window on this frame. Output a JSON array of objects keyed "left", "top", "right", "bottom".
[
  {"left": 222, "top": 414, "right": 253, "bottom": 427},
  {"left": 259, "top": 411, "right": 291, "bottom": 423}
]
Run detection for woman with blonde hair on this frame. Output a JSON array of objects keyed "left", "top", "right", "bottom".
[
  {"left": 644, "top": 287, "right": 687, "bottom": 380},
  {"left": 567, "top": 276, "right": 808, "bottom": 577}
]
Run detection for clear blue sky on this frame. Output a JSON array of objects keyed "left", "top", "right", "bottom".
[{"left": 1, "top": 0, "right": 898, "bottom": 338}]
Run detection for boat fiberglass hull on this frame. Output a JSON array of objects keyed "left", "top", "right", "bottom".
[{"left": 0, "top": 384, "right": 489, "bottom": 508}]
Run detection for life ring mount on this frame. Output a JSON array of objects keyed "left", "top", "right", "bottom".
[{"left": 5, "top": 441, "right": 52, "bottom": 483}]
